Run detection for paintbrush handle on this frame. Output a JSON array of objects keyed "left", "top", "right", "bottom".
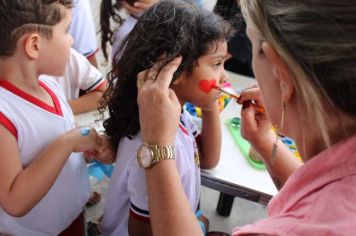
[
  {"left": 214, "top": 86, "right": 265, "bottom": 113},
  {"left": 215, "top": 86, "right": 240, "bottom": 100}
]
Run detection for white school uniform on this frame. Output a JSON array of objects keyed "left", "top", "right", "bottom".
[
  {"left": 70, "top": 0, "right": 98, "bottom": 58},
  {"left": 111, "top": 0, "right": 205, "bottom": 58},
  {"left": 101, "top": 110, "right": 201, "bottom": 236},
  {"left": 41, "top": 48, "right": 106, "bottom": 101},
  {"left": 0, "top": 77, "right": 90, "bottom": 236},
  {"left": 112, "top": 15, "right": 138, "bottom": 58}
]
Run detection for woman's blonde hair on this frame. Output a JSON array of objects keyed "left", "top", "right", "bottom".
[{"left": 240, "top": 0, "right": 356, "bottom": 150}]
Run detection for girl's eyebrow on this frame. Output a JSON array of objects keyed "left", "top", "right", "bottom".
[{"left": 208, "top": 54, "right": 226, "bottom": 60}]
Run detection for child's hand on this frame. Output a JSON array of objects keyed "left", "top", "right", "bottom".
[
  {"left": 66, "top": 127, "right": 101, "bottom": 153},
  {"left": 197, "top": 213, "right": 209, "bottom": 234},
  {"left": 84, "top": 135, "right": 116, "bottom": 164}
]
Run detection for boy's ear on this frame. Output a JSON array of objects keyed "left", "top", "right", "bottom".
[
  {"left": 262, "top": 41, "right": 294, "bottom": 102},
  {"left": 24, "top": 33, "right": 41, "bottom": 59}
]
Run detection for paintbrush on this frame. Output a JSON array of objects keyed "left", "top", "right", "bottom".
[
  {"left": 212, "top": 85, "right": 240, "bottom": 100},
  {"left": 212, "top": 85, "right": 265, "bottom": 113}
]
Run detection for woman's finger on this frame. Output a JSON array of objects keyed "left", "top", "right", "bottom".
[
  {"left": 154, "top": 56, "right": 182, "bottom": 89},
  {"left": 238, "top": 87, "right": 261, "bottom": 103},
  {"left": 137, "top": 69, "right": 150, "bottom": 90}
]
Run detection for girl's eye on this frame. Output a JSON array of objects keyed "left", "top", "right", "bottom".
[{"left": 214, "top": 62, "right": 222, "bottom": 68}]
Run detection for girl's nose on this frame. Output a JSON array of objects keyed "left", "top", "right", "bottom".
[{"left": 220, "top": 69, "right": 228, "bottom": 84}]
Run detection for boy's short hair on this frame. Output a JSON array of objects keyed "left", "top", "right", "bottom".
[{"left": 0, "top": 0, "right": 73, "bottom": 57}]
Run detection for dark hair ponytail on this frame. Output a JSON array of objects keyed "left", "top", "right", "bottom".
[{"left": 100, "top": 0, "right": 124, "bottom": 61}]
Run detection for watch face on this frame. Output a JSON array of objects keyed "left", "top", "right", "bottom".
[{"left": 137, "top": 145, "right": 153, "bottom": 168}]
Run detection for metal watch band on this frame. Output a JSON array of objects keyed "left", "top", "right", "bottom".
[{"left": 150, "top": 144, "right": 175, "bottom": 165}]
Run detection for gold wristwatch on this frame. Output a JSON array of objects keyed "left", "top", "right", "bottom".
[{"left": 137, "top": 143, "right": 175, "bottom": 168}]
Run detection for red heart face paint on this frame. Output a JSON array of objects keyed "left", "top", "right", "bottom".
[{"left": 198, "top": 79, "right": 217, "bottom": 93}]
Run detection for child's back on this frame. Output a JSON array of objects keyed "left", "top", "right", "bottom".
[{"left": 99, "top": 1, "right": 234, "bottom": 235}]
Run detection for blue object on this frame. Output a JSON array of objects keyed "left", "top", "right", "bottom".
[
  {"left": 88, "top": 160, "right": 113, "bottom": 181},
  {"left": 195, "top": 210, "right": 206, "bottom": 236},
  {"left": 185, "top": 103, "right": 197, "bottom": 117},
  {"left": 80, "top": 127, "right": 90, "bottom": 136}
]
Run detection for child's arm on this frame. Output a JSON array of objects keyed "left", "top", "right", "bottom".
[
  {"left": 0, "top": 126, "right": 100, "bottom": 217},
  {"left": 85, "top": 134, "right": 116, "bottom": 164},
  {"left": 68, "top": 82, "right": 107, "bottom": 114},
  {"left": 128, "top": 216, "right": 153, "bottom": 236},
  {"left": 199, "top": 102, "right": 221, "bottom": 169}
]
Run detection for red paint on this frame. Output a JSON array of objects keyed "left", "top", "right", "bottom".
[{"left": 198, "top": 79, "right": 217, "bottom": 93}]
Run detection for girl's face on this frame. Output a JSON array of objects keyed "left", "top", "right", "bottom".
[{"left": 173, "top": 41, "right": 228, "bottom": 109}]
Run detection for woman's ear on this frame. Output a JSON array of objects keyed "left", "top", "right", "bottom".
[
  {"left": 262, "top": 41, "right": 294, "bottom": 102},
  {"left": 23, "top": 33, "right": 41, "bottom": 59}
]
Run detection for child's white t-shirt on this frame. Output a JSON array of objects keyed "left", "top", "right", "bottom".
[
  {"left": 112, "top": 15, "right": 138, "bottom": 58},
  {"left": 0, "top": 77, "right": 90, "bottom": 236},
  {"left": 70, "top": 0, "right": 98, "bottom": 58},
  {"left": 101, "top": 110, "right": 201, "bottom": 236},
  {"left": 41, "top": 48, "right": 105, "bottom": 101}
]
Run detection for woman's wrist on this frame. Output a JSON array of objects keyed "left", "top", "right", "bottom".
[{"left": 250, "top": 130, "right": 276, "bottom": 154}]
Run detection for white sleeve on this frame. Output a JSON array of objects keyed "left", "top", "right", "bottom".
[
  {"left": 112, "top": 15, "right": 138, "bottom": 57},
  {"left": 127, "top": 156, "right": 150, "bottom": 219},
  {"left": 69, "top": 0, "right": 98, "bottom": 57},
  {"left": 67, "top": 48, "right": 105, "bottom": 93}
]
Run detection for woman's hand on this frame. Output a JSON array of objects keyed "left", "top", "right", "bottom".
[
  {"left": 237, "top": 85, "right": 275, "bottom": 149},
  {"left": 137, "top": 56, "right": 182, "bottom": 145}
]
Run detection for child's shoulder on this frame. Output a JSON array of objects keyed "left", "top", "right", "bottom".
[{"left": 117, "top": 133, "right": 143, "bottom": 162}]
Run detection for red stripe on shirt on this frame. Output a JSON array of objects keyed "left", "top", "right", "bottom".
[
  {"left": 92, "top": 79, "right": 107, "bottom": 91},
  {"left": 86, "top": 48, "right": 99, "bottom": 59},
  {"left": 179, "top": 124, "right": 189, "bottom": 136},
  {"left": 0, "top": 80, "right": 63, "bottom": 116},
  {"left": 39, "top": 81, "right": 63, "bottom": 116},
  {"left": 129, "top": 209, "right": 150, "bottom": 223},
  {"left": 0, "top": 112, "right": 17, "bottom": 139}
]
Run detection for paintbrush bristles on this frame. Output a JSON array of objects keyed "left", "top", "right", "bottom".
[{"left": 212, "top": 85, "right": 240, "bottom": 99}]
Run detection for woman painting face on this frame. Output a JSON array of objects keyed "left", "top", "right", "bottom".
[{"left": 246, "top": 27, "right": 284, "bottom": 127}]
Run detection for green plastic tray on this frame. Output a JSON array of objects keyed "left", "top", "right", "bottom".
[{"left": 226, "top": 118, "right": 266, "bottom": 170}]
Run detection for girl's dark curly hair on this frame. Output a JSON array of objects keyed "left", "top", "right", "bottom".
[{"left": 99, "top": 0, "right": 234, "bottom": 151}]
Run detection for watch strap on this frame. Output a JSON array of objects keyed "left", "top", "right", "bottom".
[{"left": 149, "top": 144, "right": 175, "bottom": 165}]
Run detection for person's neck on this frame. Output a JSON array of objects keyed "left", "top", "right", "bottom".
[
  {"left": 291, "top": 109, "right": 356, "bottom": 162},
  {"left": 0, "top": 54, "right": 41, "bottom": 93}
]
